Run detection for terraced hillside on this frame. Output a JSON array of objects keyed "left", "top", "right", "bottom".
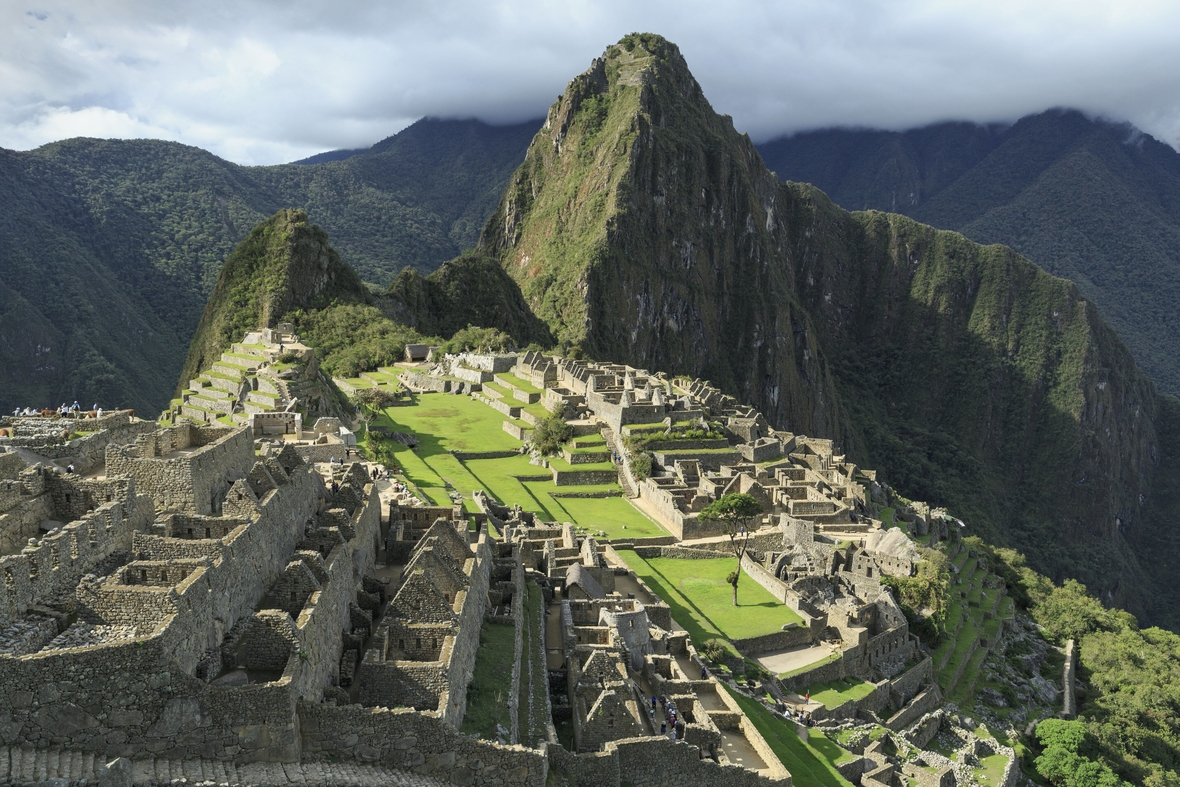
[{"left": 933, "top": 541, "right": 1017, "bottom": 706}]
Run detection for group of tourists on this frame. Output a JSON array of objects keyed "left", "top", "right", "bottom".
[
  {"left": 10, "top": 402, "right": 104, "bottom": 418},
  {"left": 649, "top": 694, "right": 685, "bottom": 740}
]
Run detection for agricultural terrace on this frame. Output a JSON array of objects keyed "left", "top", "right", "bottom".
[
  {"left": 366, "top": 393, "right": 666, "bottom": 539},
  {"left": 614, "top": 550, "right": 802, "bottom": 654},
  {"left": 804, "top": 677, "right": 876, "bottom": 710}
]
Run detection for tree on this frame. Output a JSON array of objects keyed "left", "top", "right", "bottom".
[
  {"left": 353, "top": 387, "right": 399, "bottom": 423},
  {"left": 699, "top": 493, "right": 764, "bottom": 606},
  {"left": 531, "top": 405, "right": 573, "bottom": 456}
]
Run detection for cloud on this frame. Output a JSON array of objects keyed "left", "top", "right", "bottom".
[{"left": 2, "top": 0, "right": 1179, "bottom": 164}]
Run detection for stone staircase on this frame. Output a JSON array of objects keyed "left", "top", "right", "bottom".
[
  {"left": 179, "top": 344, "right": 289, "bottom": 426},
  {"left": 600, "top": 426, "right": 638, "bottom": 498},
  {"left": 0, "top": 746, "right": 449, "bottom": 786}
]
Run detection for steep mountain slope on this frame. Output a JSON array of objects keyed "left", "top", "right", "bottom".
[
  {"left": 0, "top": 117, "right": 538, "bottom": 415},
  {"left": 476, "top": 33, "right": 1180, "bottom": 624},
  {"left": 382, "top": 253, "right": 554, "bottom": 346},
  {"left": 180, "top": 209, "right": 369, "bottom": 384},
  {"left": 758, "top": 111, "right": 1180, "bottom": 396}
]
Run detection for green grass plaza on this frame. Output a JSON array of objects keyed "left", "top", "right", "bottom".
[{"left": 365, "top": 392, "right": 663, "bottom": 539}]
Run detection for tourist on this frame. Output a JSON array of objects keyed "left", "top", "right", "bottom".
[
  {"left": 660, "top": 722, "right": 666, "bottom": 735},
  {"left": 651, "top": 695, "right": 657, "bottom": 711},
  {"left": 669, "top": 727, "right": 676, "bottom": 741},
  {"left": 701, "top": 665, "right": 707, "bottom": 679},
  {"left": 66, "top": 463, "right": 75, "bottom": 474}
]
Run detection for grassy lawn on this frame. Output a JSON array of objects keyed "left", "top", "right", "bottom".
[
  {"left": 615, "top": 551, "right": 802, "bottom": 651},
  {"left": 366, "top": 393, "right": 661, "bottom": 536},
  {"left": 722, "top": 685, "right": 853, "bottom": 787},
  {"left": 495, "top": 372, "right": 542, "bottom": 394},
  {"left": 381, "top": 394, "right": 521, "bottom": 452},
  {"left": 460, "top": 621, "right": 516, "bottom": 740},
  {"left": 973, "top": 751, "right": 1010, "bottom": 785},
  {"left": 806, "top": 678, "right": 876, "bottom": 710},
  {"left": 543, "top": 494, "right": 666, "bottom": 539},
  {"left": 376, "top": 440, "right": 454, "bottom": 506}
]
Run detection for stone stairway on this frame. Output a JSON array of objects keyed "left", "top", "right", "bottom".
[
  {"left": 179, "top": 344, "right": 289, "bottom": 426},
  {"left": 0, "top": 746, "right": 450, "bottom": 786},
  {"left": 600, "top": 426, "right": 638, "bottom": 498}
]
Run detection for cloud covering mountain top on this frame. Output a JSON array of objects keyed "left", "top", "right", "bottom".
[{"left": 4, "top": 0, "right": 1179, "bottom": 165}]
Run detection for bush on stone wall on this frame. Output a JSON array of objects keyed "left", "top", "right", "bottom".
[{"left": 630, "top": 452, "right": 652, "bottom": 480}]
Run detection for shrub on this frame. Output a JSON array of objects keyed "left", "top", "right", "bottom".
[
  {"left": 701, "top": 638, "right": 730, "bottom": 663},
  {"left": 630, "top": 453, "right": 652, "bottom": 480},
  {"left": 532, "top": 407, "right": 573, "bottom": 456}
]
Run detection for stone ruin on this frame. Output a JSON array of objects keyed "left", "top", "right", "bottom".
[{"left": 0, "top": 351, "right": 976, "bottom": 786}]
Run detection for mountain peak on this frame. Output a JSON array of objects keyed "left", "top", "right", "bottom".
[{"left": 178, "top": 208, "right": 367, "bottom": 387}]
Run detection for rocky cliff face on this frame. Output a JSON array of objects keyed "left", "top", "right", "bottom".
[
  {"left": 479, "top": 35, "right": 845, "bottom": 438},
  {"left": 477, "top": 33, "right": 1177, "bottom": 621}
]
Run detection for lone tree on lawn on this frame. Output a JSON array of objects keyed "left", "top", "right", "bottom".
[
  {"left": 699, "top": 492, "right": 764, "bottom": 606},
  {"left": 353, "top": 387, "right": 399, "bottom": 424}
]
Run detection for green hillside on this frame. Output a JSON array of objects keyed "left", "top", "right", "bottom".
[
  {"left": 757, "top": 110, "right": 1180, "bottom": 397},
  {"left": 0, "top": 118, "right": 538, "bottom": 415},
  {"left": 472, "top": 33, "right": 1180, "bottom": 627},
  {"left": 179, "top": 208, "right": 369, "bottom": 386}
]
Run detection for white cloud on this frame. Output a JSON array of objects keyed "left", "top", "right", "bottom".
[{"left": 1, "top": 0, "right": 1179, "bottom": 164}]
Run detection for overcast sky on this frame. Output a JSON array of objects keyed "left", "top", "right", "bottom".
[{"left": 3, "top": 0, "right": 1179, "bottom": 165}]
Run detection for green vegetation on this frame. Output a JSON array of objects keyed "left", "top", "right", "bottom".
[
  {"left": 757, "top": 109, "right": 1180, "bottom": 398},
  {"left": 615, "top": 550, "right": 801, "bottom": 654},
  {"left": 699, "top": 493, "right": 765, "bottom": 606},
  {"left": 179, "top": 209, "right": 368, "bottom": 390},
  {"left": 629, "top": 453, "right": 652, "bottom": 480},
  {"left": 363, "top": 393, "right": 661, "bottom": 538},
  {"left": 385, "top": 253, "right": 554, "bottom": 349},
  {"left": 436, "top": 325, "right": 514, "bottom": 356},
  {"left": 880, "top": 547, "right": 950, "bottom": 646},
  {"left": 0, "top": 117, "right": 537, "bottom": 415},
  {"left": 1033, "top": 720, "right": 1128, "bottom": 787},
  {"left": 722, "top": 684, "right": 853, "bottom": 787},
  {"left": 805, "top": 678, "right": 876, "bottom": 710},
  {"left": 460, "top": 621, "right": 517, "bottom": 740},
  {"left": 531, "top": 407, "right": 574, "bottom": 456},
  {"left": 291, "top": 303, "right": 439, "bottom": 379},
  {"left": 949, "top": 541, "right": 1180, "bottom": 785}
]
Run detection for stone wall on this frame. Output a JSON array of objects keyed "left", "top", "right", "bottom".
[
  {"left": 730, "top": 626, "right": 813, "bottom": 656},
  {"left": 105, "top": 426, "right": 255, "bottom": 515},
  {"left": 610, "top": 736, "right": 788, "bottom": 787},
  {"left": 299, "top": 702, "right": 549, "bottom": 787},
  {"left": 552, "top": 468, "right": 618, "bottom": 486},
  {"left": 889, "top": 656, "right": 932, "bottom": 708},
  {"left": 5, "top": 419, "right": 154, "bottom": 474},
  {"left": 292, "top": 444, "right": 350, "bottom": 465},
  {"left": 0, "top": 451, "right": 25, "bottom": 480},
  {"left": 885, "top": 686, "right": 943, "bottom": 731},
  {"left": 0, "top": 490, "right": 153, "bottom": 627}
]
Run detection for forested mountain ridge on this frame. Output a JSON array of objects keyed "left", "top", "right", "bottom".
[
  {"left": 475, "top": 32, "right": 1180, "bottom": 627},
  {"left": 0, "top": 117, "right": 539, "bottom": 415},
  {"left": 757, "top": 109, "right": 1180, "bottom": 397}
]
